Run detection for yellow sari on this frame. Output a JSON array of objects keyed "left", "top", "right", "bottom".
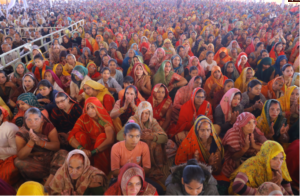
[
  {"left": 234, "top": 67, "right": 256, "bottom": 93},
  {"left": 53, "top": 63, "right": 70, "bottom": 76},
  {"left": 0, "top": 97, "right": 12, "bottom": 118},
  {"left": 64, "top": 61, "right": 84, "bottom": 74},
  {"left": 277, "top": 86, "right": 298, "bottom": 113},
  {"left": 228, "top": 141, "right": 292, "bottom": 195}
]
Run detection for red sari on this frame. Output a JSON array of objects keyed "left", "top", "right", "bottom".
[
  {"left": 68, "top": 97, "right": 115, "bottom": 175},
  {"left": 168, "top": 87, "right": 213, "bottom": 139},
  {"left": 269, "top": 43, "right": 285, "bottom": 62},
  {"left": 147, "top": 84, "right": 172, "bottom": 126},
  {"left": 235, "top": 52, "right": 251, "bottom": 73}
]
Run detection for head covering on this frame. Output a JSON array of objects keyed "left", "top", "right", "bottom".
[
  {"left": 220, "top": 88, "right": 241, "bottom": 122},
  {"left": 257, "top": 182, "right": 283, "bottom": 196},
  {"left": 84, "top": 80, "right": 113, "bottom": 103},
  {"left": 152, "top": 60, "right": 174, "bottom": 86},
  {"left": 277, "top": 85, "right": 299, "bottom": 112},
  {"left": 222, "top": 61, "right": 240, "bottom": 81},
  {"left": 187, "top": 56, "right": 205, "bottom": 77},
  {"left": 45, "top": 69, "right": 64, "bottom": 89},
  {"left": 234, "top": 67, "right": 256, "bottom": 93},
  {"left": 269, "top": 42, "right": 285, "bottom": 61},
  {"left": 255, "top": 57, "right": 274, "bottom": 83},
  {"left": 0, "top": 106, "right": 9, "bottom": 122},
  {"left": 49, "top": 149, "right": 107, "bottom": 195},
  {"left": 71, "top": 65, "right": 88, "bottom": 87},
  {"left": 171, "top": 54, "right": 183, "bottom": 74},
  {"left": 274, "top": 55, "right": 288, "bottom": 76},
  {"left": 13, "top": 62, "right": 29, "bottom": 78},
  {"left": 227, "top": 40, "right": 241, "bottom": 52},
  {"left": 149, "top": 48, "right": 167, "bottom": 72},
  {"left": 261, "top": 77, "right": 286, "bottom": 99},
  {"left": 213, "top": 47, "right": 232, "bottom": 68},
  {"left": 17, "top": 181, "right": 45, "bottom": 195},
  {"left": 104, "top": 163, "right": 156, "bottom": 195},
  {"left": 235, "top": 52, "right": 250, "bottom": 73},
  {"left": 204, "top": 66, "right": 228, "bottom": 96},
  {"left": 53, "top": 63, "right": 70, "bottom": 76},
  {"left": 230, "top": 141, "right": 292, "bottom": 188},
  {"left": 120, "top": 86, "right": 141, "bottom": 124},
  {"left": 22, "top": 72, "right": 39, "bottom": 94},
  {"left": 256, "top": 99, "right": 286, "bottom": 138}
]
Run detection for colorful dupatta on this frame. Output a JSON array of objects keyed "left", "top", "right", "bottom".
[
  {"left": 220, "top": 88, "right": 241, "bottom": 122},
  {"left": 274, "top": 55, "right": 288, "bottom": 77},
  {"left": 235, "top": 52, "right": 251, "bottom": 73},
  {"left": 104, "top": 163, "right": 156, "bottom": 195},
  {"left": 204, "top": 66, "right": 228, "bottom": 98},
  {"left": 234, "top": 67, "right": 256, "bottom": 93},
  {"left": 261, "top": 77, "right": 285, "bottom": 99},
  {"left": 277, "top": 85, "right": 298, "bottom": 113},
  {"left": 152, "top": 60, "right": 180, "bottom": 86},
  {"left": 228, "top": 141, "right": 292, "bottom": 194},
  {"left": 147, "top": 84, "right": 172, "bottom": 125},
  {"left": 186, "top": 56, "right": 205, "bottom": 78},
  {"left": 255, "top": 57, "right": 274, "bottom": 83},
  {"left": 256, "top": 99, "right": 286, "bottom": 138},
  {"left": 53, "top": 63, "right": 70, "bottom": 76},
  {"left": 175, "top": 115, "right": 224, "bottom": 165},
  {"left": 45, "top": 69, "right": 64, "bottom": 89},
  {"left": 129, "top": 63, "right": 150, "bottom": 92},
  {"left": 13, "top": 62, "right": 28, "bottom": 79},
  {"left": 149, "top": 48, "right": 168, "bottom": 72},
  {"left": 213, "top": 47, "right": 232, "bottom": 68},
  {"left": 49, "top": 149, "right": 107, "bottom": 195},
  {"left": 33, "top": 61, "right": 50, "bottom": 82},
  {"left": 84, "top": 80, "right": 113, "bottom": 103},
  {"left": 269, "top": 42, "right": 285, "bottom": 61}
]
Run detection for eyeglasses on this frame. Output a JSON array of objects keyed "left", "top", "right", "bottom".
[{"left": 55, "top": 98, "right": 67, "bottom": 105}]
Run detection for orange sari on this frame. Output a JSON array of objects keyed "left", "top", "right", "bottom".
[
  {"left": 168, "top": 87, "right": 212, "bottom": 139},
  {"left": 213, "top": 47, "right": 232, "bottom": 68},
  {"left": 68, "top": 97, "right": 115, "bottom": 175},
  {"left": 261, "top": 77, "right": 286, "bottom": 99},
  {"left": 204, "top": 66, "right": 228, "bottom": 102}
]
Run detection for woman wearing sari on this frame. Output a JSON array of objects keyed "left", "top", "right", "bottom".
[
  {"left": 12, "top": 93, "right": 47, "bottom": 128},
  {"left": 227, "top": 40, "right": 242, "bottom": 55},
  {"left": 9, "top": 72, "right": 39, "bottom": 108},
  {"left": 64, "top": 54, "right": 84, "bottom": 74},
  {"left": 274, "top": 55, "right": 288, "bottom": 77},
  {"left": 126, "top": 55, "right": 151, "bottom": 76},
  {"left": 117, "top": 101, "right": 168, "bottom": 180},
  {"left": 256, "top": 100, "right": 289, "bottom": 143},
  {"left": 185, "top": 56, "right": 206, "bottom": 79},
  {"left": 149, "top": 48, "right": 168, "bottom": 75},
  {"left": 213, "top": 47, "right": 232, "bottom": 68},
  {"left": 222, "top": 112, "right": 267, "bottom": 178},
  {"left": 235, "top": 52, "right": 251, "bottom": 74},
  {"left": 26, "top": 47, "right": 49, "bottom": 72},
  {"left": 172, "top": 76, "right": 202, "bottom": 122},
  {"left": 234, "top": 67, "right": 256, "bottom": 93},
  {"left": 204, "top": 66, "right": 228, "bottom": 103},
  {"left": 44, "top": 70, "right": 64, "bottom": 92},
  {"left": 110, "top": 85, "right": 141, "bottom": 125},
  {"left": 0, "top": 107, "right": 19, "bottom": 185},
  {"left": 68, "top": 97, "right": 115, "bottom": 175},
  {"left": 162, "top": 38, "right": 176, "bottom": 59},
  {"left": 108, "top": 42, "right": 123, "bottom": 66},
  {"left": 147, "top": 84, "right": 172, "bottom": 130},
  {"left": 105, "top": 163, "right": 158, "bottom": 196},
  {"left": 168, "top": 88, "right": 213, "bottom": 145},
  {"left": 228, "top": 141, "right": 293, "bottom": 195},
  {"left": 261, "top": 77, "right": 285, "bottom": 99},
  {"left": 255, "top": 57, "right": 275, "bottom": 83},
  {"left": 70, "top": 65, "right": 91, "bottom": 103},
  {"left": 53, "top": 63, "right": 71, "bottom": 89},
  {"left": 9, "top": 62, "right": 29, "bottom": 88},
  {"left": 269, "top": 42, "right": 285, "bottom": 62},
  {"left": 118, "top": 39, "right": 129, "bottom": 59},
  {"left": 171, "top": 54, "right": 184, "bottom": 77},
  {"left": 152, "top": 60, "right": 187, "bottom": 100},
  {"left": 129, "top": 63, "right": 151, "bottom": 99},
  {"left": 175, "top": 115, "right": 230, "bottom": 194},
  {"left": 14, "top": 107, "right": 68, "bottom": 186},
  {"left": 198, "top": 43, "right": 214, "bottom": 62},
  {"left": 277, "top": 86, "right": 299, "bottom": 130},
  {"left": 221, "top": 61, "right": 240, "bottom": 82},
  {"left": 214, "top": 88, "right": 244, "bottom": 138},
  {"left": 49, "top": 149, "right": 107, "bottom": 195}
]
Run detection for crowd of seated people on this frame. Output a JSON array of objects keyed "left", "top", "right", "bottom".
[{"left": 0, "top": 0, "right": 299, "bottom": 195}]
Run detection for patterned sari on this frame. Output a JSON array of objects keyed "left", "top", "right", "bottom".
[
  {"left": 147, "top": 84, "right": 172, "bottom": 126},
  {"left": 152, "top": 60, "right": 181, "bottom": 87},
  {"left": 68, "top": 97, "right": 115, "bottom": 175},
  {"left": 213, "top": 47, "right": 232, "bottom": 68},
  {"left": 261, "top": 77, "right": 285, "bottom": 99},
  {"left": 105, "top": 163, "right": 157, "bottom": 195},
  {"left": 50, "top": 150, "right": 107, "bottom": 195},
  {"left": 234, "top": 67, "right": 256, "bottom": 93},
  {"left": 127, "top": 101, "right": 167, "bottom": 179}
]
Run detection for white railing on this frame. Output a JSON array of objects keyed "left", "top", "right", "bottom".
[{"left": 0, "top": 19, "right": 84, "bottom": 70}]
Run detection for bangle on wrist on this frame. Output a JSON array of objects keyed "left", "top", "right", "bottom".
[
  {"left": 119, "top": 107, "right": 125, "bottom": 114},
  {"left": 26, "top": 142, "right": 34, "bottom": 148},
  {"left": 77, "top": 145, "right": 84, "bottom": 150}
]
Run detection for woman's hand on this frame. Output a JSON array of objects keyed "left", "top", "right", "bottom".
[
  {"left": 271, "top": 170, "right": 283, "bottom": 186},
  {"left": 267, "top": 122, "right": 275, "bottom": 139},
  {"left": 208, "top": 152, "right": 219, "bottom": 166},
  {"left": 38, "top": 98, "right": 51, "bottom": 103},
  {"left": 8, "top": 99, "right": 16, "bottom": 107},
  {"left": 168, "top": 84, "right": 174, "bottom": 92},
  {"left": 243, "top": 134, "right": 250, "bottom": 152},
  {"left": 194, "top": 150, "right": 200, "bottom": 161},
  {"left": 230, "top": 111, "right": 239, "bottom": 124},
  {"left": 29, "top": 129, "right": 40, "bottom": 144},
  {"left": 290, "top": 100, "right": 299, "bottom": 115},
  {"left": 279, "top": 124, "right": 289, "bottom": 135},
  {"left": 267, "top": 90, "right": 273, "bottom": 99},
  {"left": 82, "top": 149, "right": 92, "bottom": 158}
]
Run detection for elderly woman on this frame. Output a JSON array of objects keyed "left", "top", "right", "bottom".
[
  {"left": 64, "top": 54, "right": 84, "bottom": 74},
  {"left": 9, "top": 62, "right": 29, "bottom": 88},
  {"left": 70, "top": 65, "right": 91, "bottom": 102},
  {"left": 68, "top": 97, "right": 115, "bottom": 175},
  {"left": 117, "top": 101, "right": 168, "bottom": 179},
  {"left": 53, "top": 63, "right": 71, "bottom": 89},
  {"left": 222, "top": 112, "right": 267, "bottom": 178},
  {"left": 49, "top": 44, "right": 67, "bottom": 66},
  {"left": 105, "top": 163, "right": 158, "bottom": 195},
  {"left": 108, "top": 42, "right": 123, "bottom": 65},
  {"left": 14, "top": 108, "right": 68, "bottom": 186},
  {"left": 49, "top": 149, "right": 107, "bottom": 195},
  {"left": 149, "top": 48, "right": 168, "bottom": 75},
  {"left": 229, "top": 141, "right": 293, "bottom": 195}
]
